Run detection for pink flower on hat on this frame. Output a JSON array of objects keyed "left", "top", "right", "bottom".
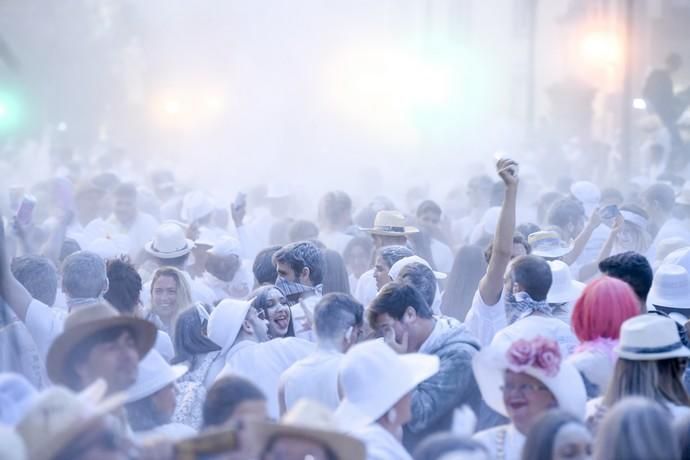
[{"left": 506, "top": 336, "right": 562, "bottom": 377}]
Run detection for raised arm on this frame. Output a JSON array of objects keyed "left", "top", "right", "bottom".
[
  {"left": 478, "top": 159, "right": 519, "bottom": 306},
  {"left": 0, "top": 215, "right": 32, "bottom": 321},
  {"left": 561, "top": 209, "right": 602, "bottom": 266}
]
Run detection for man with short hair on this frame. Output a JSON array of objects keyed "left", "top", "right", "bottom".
[
  {"left": 644, "top": 183, "right": 685, "bottom": 260},
  {"left": 547, "top": 197, "right": 587, "bottom": 243},
  {"left": 273, "top": 241, "right": 325, "bottom": 339},
  {"left": 253, "top": 245, "right": 282, "bottom": 286},
  {"left": 367, "top": 282, "right": 481, "bottom": 451},
  {"left": 62, "top": 251, "right": 110, "bottom": 309},
  {"left": 207, "top": 299, "right": 314, "bottom": 418},
  {"left": 103, "top": 182, "right": 158, "bottom": 259},
  {"left": 393, "top": 259, "right": 442, "bottom": 314},
  {"left": 278, "top": 293, "right": 364, "bottom": 414},
  {"left": 11, "top": 255, "right": 58, "bottom": 307},
  {"left": 599, "top": 251, "right": 653, "bottom": 311}
]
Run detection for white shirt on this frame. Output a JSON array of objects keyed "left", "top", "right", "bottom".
[
  {"left": 200, "top": 262, "right": 254, "bottom": 303},
  {"left": 104, "top": 212, "right": 159, "bottom": 258},
  {"left": 430, "top": 238, "right": 454, "bottom": 274},
  {"left": 474, "top": 424, "right": 525, "bottom": 460},
  {"left": 217, "top": 338, "right": 315, "bottom": 419},
  {"left": 279, "top": 349, "right": 342, "bottom": 412},
  {"left": 25, "top": 299, "right": 67, "bottom": 360},
  {"left": 491, "top": 315, "right": 578, "bottom": 358},
  {"left": 320, "top": 231, "right": 354, "bottom": 255},
  {"left": 352, "top": 423, "right": 412, "bottom": 460},
  {"left": 355, "top": 269, "right": 378, "bottom": 308},
  {"left": 464, "top": 290, "right": 507, "bottom": 346}
]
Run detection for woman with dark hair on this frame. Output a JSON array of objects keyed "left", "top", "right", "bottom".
[
  {"left": 251, "top": 285, "right": 295, "bottom": 339},
  {"left": 440, "top": 245, "right": 487, "bottom": 321},
  {"left": 171, "top": 304, "right": 222, "bottom": 429},
  {"left": 521, "top": 410, "right": 592, "bottom": 460},
  {"left": 322, "top": 249, "right": 351, "bottom": 295}
]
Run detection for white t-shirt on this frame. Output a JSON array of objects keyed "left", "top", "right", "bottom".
[
  {"left": 217, "top": 338, "right": 315, "bottom": 419},
  {"left": 491, "top": 315, "right": 578, "bottom": 358},
  {"left": 354, "top": 269, "right": 378, "bottom": 308},
  {"left": 430, "top": 238, "right": 454, "bottom": 274},
  {"left": 464, "top": 290, "right": 508, "bottom": 346},
  {"left": 102, "top": 212, "right": 159, "bottom": 258},
  {"left": 200, "top": 262, "right": 254, "bottom": 303},
  {"left": 25, "top": 299, "right": 66, "bottom": 361},
  {"left": 320, "top": 231, "right": 354, "bottom": 255},
  {"left": 279, "top": 349, "right": 342, "bottom": 412}
]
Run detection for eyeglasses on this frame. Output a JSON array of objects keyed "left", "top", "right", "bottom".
[{"left": 500, "top": 383, "right": 549, "bottom": 395}]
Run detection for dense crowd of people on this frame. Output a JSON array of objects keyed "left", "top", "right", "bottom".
[{"left": 2, "top": 149, "right": 690, "bottom": 460}]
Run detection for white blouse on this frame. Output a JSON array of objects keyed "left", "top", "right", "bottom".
[{"left": 474, "top": 424, "right": 525, "bottom": 460}]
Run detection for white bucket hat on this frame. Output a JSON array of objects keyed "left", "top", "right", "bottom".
[
  {"left": 145, "top": 222, "right": 195, "bottom": 259},
  {"left": 472, "top": 336, "right": 586, "bottom": 420},
  {"left": 207, "top": 236, "right": 242, "bottom": 258},
  {"left": 648, "top": 264, "right": 690, "bottom": 311},
  {"left": 207, "top": 298, "right": 252, "bottom": 354},
  {"left": 615, "top": 314, "right": 690, "bottom": 361},
  {"left": 389, "top": 255, "right": 447, "bottom": 281},
  {"left": 335, "top": 339, "right": 439, "bottom": 429},
  {"left": 127, "top": 350, "right": 188, "bottom": 403},
  {"left": 528, "top": 231, "right": 573, "bottom": 259},
  {"left": 547, "top": 261, "right": 585, "bottom": 304}
]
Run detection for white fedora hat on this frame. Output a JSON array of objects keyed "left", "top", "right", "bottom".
[
  {"left": 361, "top": 210, "right": 419, "bottom": 236},
  {"left": 664, "top": 247, "right": 690, "bottom": 276},
  {"left": 207, "top": 236, "right": 242, "bottom": 258},
  {"left": 648, "top": 264, "right": 690, "bottom": 311},
  {"left": 528, "top": 231, "right": 573, "bottom": 259},
  {"left": 547, "top": 261, "right": 585, "bottom": 304},
  {"left": 472, "top": 336, "right": 586, "bottom": 420},
  {"left": 127, "top": 350, "right": 188, "bottom": 403},
  {"left": 335, "top": 339, "right": 439, "bottom": 429},
  {"left": 389, "top": 255, "right": 447, "bottom": 281},
  {"left": 145, "top": 222, "right": 195, "bottom": 259},
  {"left": 615, "top": 314, "right": 690, "bottom": 361},
  {"left": 207, "top": 298, "right": 252, "bottom": 354}
]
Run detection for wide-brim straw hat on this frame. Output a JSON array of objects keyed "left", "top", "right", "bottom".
[
  {"left": 46, "top": 303, "right": 157, "bottom": 386},
  {"left": 528, "top": 231, "right": 573, "bottom": 259},
  {"left": 615, "top": 313, "right": 690, "bottom": 361},
  {"left": 361, "top": 210, "right": 419, "bottom": 236},
  {"left": 472, "top": 338, "right": 586, "bottom": 420},
  {"left": 249, "top": 400, "right": 365, "bottom": 460},
  {"left": 207, "top": 299, "right": 252, "bottom": 354},
  {"left": 16, "top": 380, "right": 127, "bottom": 460}
]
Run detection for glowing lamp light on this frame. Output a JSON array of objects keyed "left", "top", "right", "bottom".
[
  {"left": 579, "top": 31, "right": 623, "bottom": 65},
  {"left": 632, "top": 98, "right": 647, "bottom": 110},
  {"left": 163, "top": 98, "right": 182, "bottom": 115}
]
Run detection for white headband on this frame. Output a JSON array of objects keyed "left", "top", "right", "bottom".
[{"left": 620, "top": 210, "right": 648, "bottom": 229}]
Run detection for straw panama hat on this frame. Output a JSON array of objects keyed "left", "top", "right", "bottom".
[
  {"left": 46, "top": 303, "right": 157, "bottom": 385},
  {"left": 547, "top": 260, "right": 585, "bottom": 304},
  {"left": 648, "top": 264, "right": 690, "bottom": 311},
  {"left": 335, "top": 339, "right": 439, "bottom": 429},
  {"left": 145, "top": 222, "right": 195, "bottom": 259},
  {"left": 389, "top": 255, "right": 447, "bottom": 281},
  {"left": 528, "top": 231, "right": 573, "bottom": 259},
  {"left": 126, "top": 349, "right": 188, "bottom": 403},
  {"left": 615, "top": 314, "right": 690, "bottom": 361},
  {"left": 472, "top": 337, "right": 586, "bottom": 420},
  {"left": 361, "top": 210, "right": 419, "bottom": 236},
  {"left": 250, "top": 400, "right": 365, "bottom": 460},
  {"left": 16, "top": 379, "right": 127, "bottom": 460},
  {"left": 207, "top": 298, "right": 253, "bottom": 354}
]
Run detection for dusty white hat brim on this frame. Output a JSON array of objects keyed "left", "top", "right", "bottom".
[
  {"left": 647, "top": 290, "right": 690, "bottom": 311},
  {"left": 615, "top": 343, "right": 690, "bottom": 361},
  {"left": 126, "top": 364, "right": 188, "bottom": 403},
  {"left": 335, "top": 353, "right": 439, "bottom": 430},
  {"left": 144, "top": 239, "right": 195, "bottom": 259},
  {"left": 547, "top": 281, "right": 585, "bottom": 304},
  {"left": 531, "top": 246, "right": 573, "bottom": 259}
]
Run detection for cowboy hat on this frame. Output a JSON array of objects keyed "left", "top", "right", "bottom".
[
  {"left": 126, "top": 350, "right": 188, "bottom": 403},
  {"left": 335, "top": 339, "right": 439, "bottom": 429},
  {"left": 648, "top": 264, "right": 690, "bottom": 311},
  {"left": 472, "top": 336, "right": 586, "bottom": 420},
  {"left": 388, "top": 255, "right": 447, "bottom": 281},
  {"left": 528, "top": 231, "right": 573, "bottom": 259},
  {"left": 145, "top": 222, "right": 195, "bottom": 259},
  {"left": 361, "top": 210, "right": 419, "bottom": 236},
  {"left": 207, "top": 298, "right": 252, "bottom": 355},
  {"left": 250, "top": 400, "right": 365, "bottom": 460},
  {"left": 46, "top": 303, "right": 157, "bottom": 386},
  {"left": 616, "top": 314, "right": 690, "bottom": 361},
  {"left": 547, "top": 261, "right": 585, "bottom": 304},
  {"left": 16, "top": 379, "right": 127, "bottom": 460}
]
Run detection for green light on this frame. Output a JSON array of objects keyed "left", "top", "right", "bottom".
[{"left": 0, "top": 89, "right": 25, "bottom": 133}]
